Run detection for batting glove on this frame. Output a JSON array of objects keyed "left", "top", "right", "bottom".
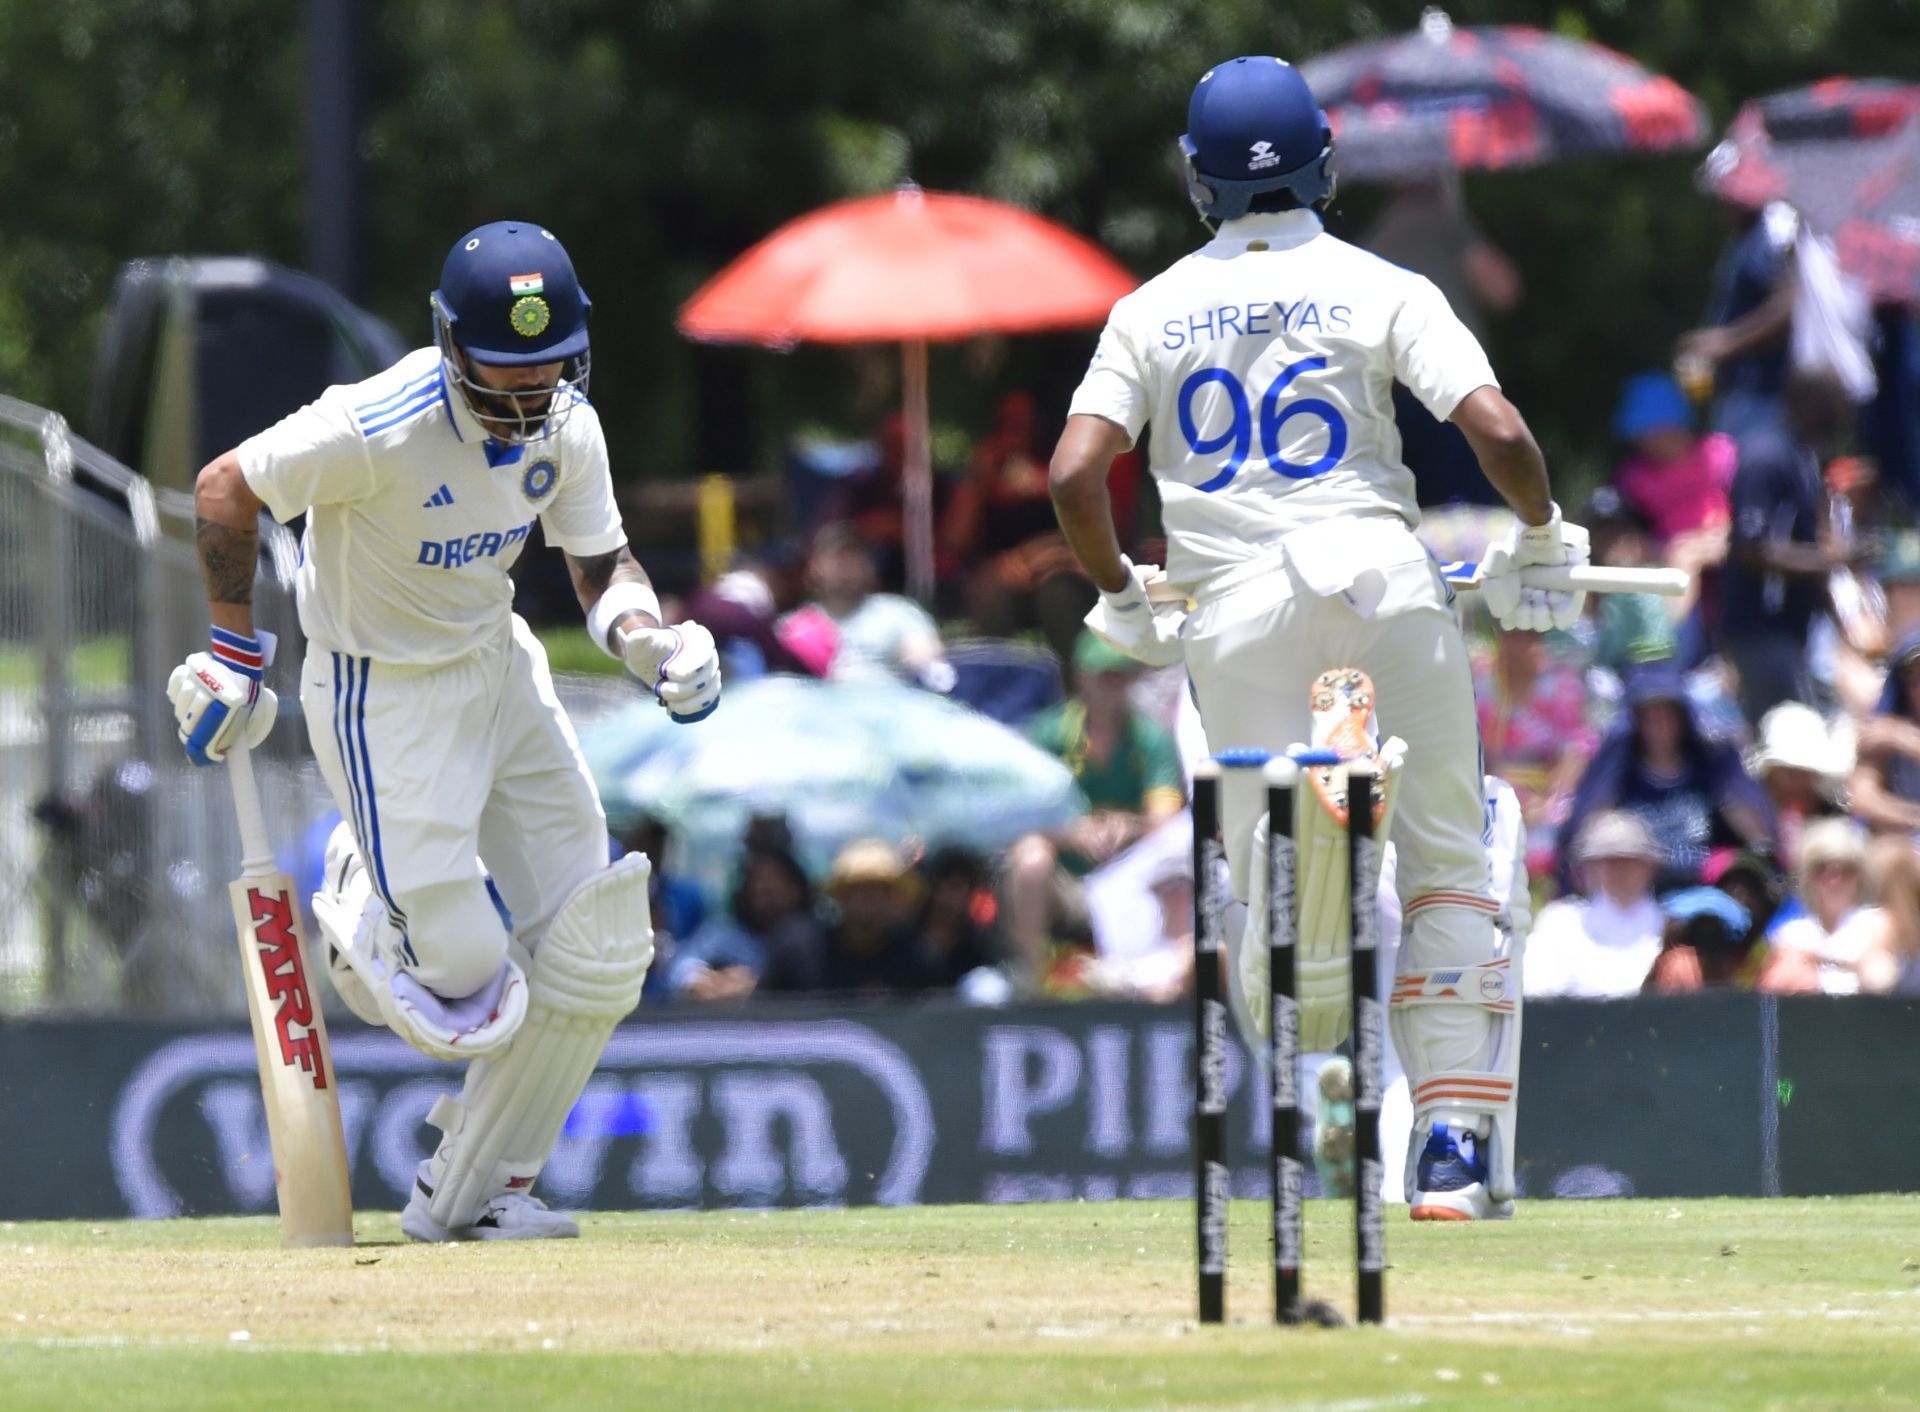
[
  {"left": 1478, "top": 505, "right": 1591, "bottom": 634},
  {"left": 166, "top": 627, "right": 280, "bottom": 766},
  {"left": 620, "top": 621, "right": 722, "bottom": 723},
  {"left": 1084, "top": 557, "right": 1187, "bottom": 668}
]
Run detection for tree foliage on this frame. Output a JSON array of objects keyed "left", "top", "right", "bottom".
[{"left": 5, "top": 0, "right": 1920, "bottom": 491}]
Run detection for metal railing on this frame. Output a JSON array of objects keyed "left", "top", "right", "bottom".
[{"left": 0, "top": 395, "right": 322, "bottom": 1016}]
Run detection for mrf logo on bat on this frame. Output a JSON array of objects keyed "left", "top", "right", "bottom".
[{"left": 245, "top": 886, "right": 330, "bottom": 1089}]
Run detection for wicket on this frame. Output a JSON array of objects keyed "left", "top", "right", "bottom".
[{"left": 1190, "top": 749, "right": 1384, "bottom": 1327}]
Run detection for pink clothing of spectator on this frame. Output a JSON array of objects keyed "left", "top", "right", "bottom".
[
  {"left": 1614, "top": 431, "right": 1736, "bottom": 543},
  {"left": 1610, "top": 372, "right": 1735, "bottom": 544},
  {"left": 1473, "top": 632, "right": 1598, "bottom": 875},
  {"left": 775, "top": 604, "right": 840, "bottom": 677}
]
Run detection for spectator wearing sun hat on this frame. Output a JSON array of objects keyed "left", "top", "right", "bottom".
[
  {"left": 786, "top": 838, "right": 941, "bottom": 997},
  {"left": 1746, "top": 702, "right": 1849, "bottom": 873},
  {"left": 1611, "top": 372, "right": 1738, "bottom": 547},
  {"left": 1642, "top": 885, "right": 1766, "bottom": 992},
  {"left": 1525, "top": 811, "right": 1668, "bottom": 998}
]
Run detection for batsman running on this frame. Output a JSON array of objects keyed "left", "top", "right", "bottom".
[
  {"left": 168, "top": 221, "right": 721, "bottom": 1240},
  {"left": 1050, "top": 57, "right": 1584, "bottom": 1221}
]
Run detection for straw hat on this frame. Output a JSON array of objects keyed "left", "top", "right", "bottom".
[
  {"left": 1572, "top": 810, "right": 1663, "bottom": 865},
  {"left": 827, "top": 838, "right": 915, "bottom": 895}
]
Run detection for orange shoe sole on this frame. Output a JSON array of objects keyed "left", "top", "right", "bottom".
[{"left": 1409, "top": 1204, "right": 1474, "bottom": 1222}]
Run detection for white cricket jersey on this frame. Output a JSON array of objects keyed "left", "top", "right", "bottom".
[
  {"left": 1069, "top": 210, "right": 1498, "bottom": 594},
  {"left": 238, "top": 348, "right": 626, "bottom": 667}
]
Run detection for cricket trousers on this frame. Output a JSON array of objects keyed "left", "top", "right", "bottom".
[
  {"left": 1181, "top": 530, "right": 1490, "bottom": 908},
  {"left": 299, "top": 614, "right": 610, "bottom": 999}
]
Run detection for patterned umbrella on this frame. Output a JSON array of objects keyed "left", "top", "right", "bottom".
[
  {"left": 1299, "top": 9, "right": 1707, "bottom": 180},
  {"left": 1702, "top": 79, "right": 1920, "bottom": 225},
  {"left": 1830, "top": 121, "right": 1920, "bottom": 305}
]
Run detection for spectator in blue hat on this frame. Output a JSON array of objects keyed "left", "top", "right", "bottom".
[
  {"left": 1642, "top": 885, "right": 1763, "bottom": 991},
  {"left": 1611, "top": 372, "right": 1737, "bottom": 550},
  {"left": 1558, "top": 660, "right": 1776, "bottom": 893}
]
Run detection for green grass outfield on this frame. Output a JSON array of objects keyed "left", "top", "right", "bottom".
[{"left": 3, "top": 1198, "right": 1918, "bottom": 1411}]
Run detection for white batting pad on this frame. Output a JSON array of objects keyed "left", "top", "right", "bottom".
[
  {"left": 424, "top": 852, "right": 654, "bottom": 1230},
  {"left": 1390, "top": 777, "right": 1529, "bottom": 1202},
  {"left": 311, "top": 822, "right": 527, "bottom": 1063}
]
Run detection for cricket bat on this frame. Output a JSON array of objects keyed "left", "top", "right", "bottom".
[
  {"left": 225, "top": 737, "right": 355, "bottom": 1247},
  {"left": 1435, "top": 561, "right": 1690, "bottom": 596},
  {"left": 1145, "top": 561, "right": 1689, "bottom": 607}
]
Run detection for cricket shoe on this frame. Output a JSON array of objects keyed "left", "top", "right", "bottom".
[
  {"left": 1409, "top": 1118, "right": 1513, "bottom": 1221},
  {"left": 400, "top": 1160, "right": 579, "bottom": 1242}
]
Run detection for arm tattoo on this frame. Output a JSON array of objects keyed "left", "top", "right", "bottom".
[
  {"left": 572, "top": 544, "right": 652, "bottom": 596},
  {"left": 196, "top": 515, "right": 258, "bottom": 606}
]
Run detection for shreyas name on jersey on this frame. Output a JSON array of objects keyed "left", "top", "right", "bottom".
[
  {"left": 1161, "top": 300, "right": 1354, "bottom": 351},
  {"left": 418, "top": 521, "right": 535, "bottom": 569}
]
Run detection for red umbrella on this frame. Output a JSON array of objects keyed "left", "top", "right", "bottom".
[{"left": 678, "top": 186, "right": 1139, "bottom": 599}]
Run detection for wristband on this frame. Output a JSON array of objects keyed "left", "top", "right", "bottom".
[
  {"left": 587, "top": 580, "right": 662, "bottom": 659},
  {"left": 209, "top": 626, "right": 265, "bottom": 681}
]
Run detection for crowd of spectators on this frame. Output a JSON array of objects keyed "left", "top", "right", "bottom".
[
  {"left": 620, "top": 187, "right": 1920, "bottom": 1008},
  {"left": 1508, "top": 184, "right": 1920, "bottom": 1001}
]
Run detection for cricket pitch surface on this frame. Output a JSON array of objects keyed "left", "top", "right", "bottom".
[{"left": 4, "top": 1197, "right": 1918, "bottom": 1410}]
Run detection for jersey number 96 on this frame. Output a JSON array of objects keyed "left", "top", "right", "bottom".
[{"left": 1177, "top": 357, "right": 1348, "bottom": 493}]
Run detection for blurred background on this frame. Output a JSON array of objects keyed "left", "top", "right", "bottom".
[{"left": 4, "top": 0, "right": 1920, "bottom": 1219}]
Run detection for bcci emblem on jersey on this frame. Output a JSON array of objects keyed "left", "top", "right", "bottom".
[{"left": 523, "top": 458, "right": 558, "bottom": 502}]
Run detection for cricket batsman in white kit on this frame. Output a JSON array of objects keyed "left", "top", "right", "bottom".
[
  {"left": 168, "top": 221, "right": 720, "bottom": 1239},
  {"left": 1051, "top": 58, "right": 1589, "bottom": 1220}
]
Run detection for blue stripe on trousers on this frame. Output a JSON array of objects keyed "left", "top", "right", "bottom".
[
  {"left": 331, "top": 653, "right": 370, "bottom": 871},
  {"left": 355, "top": 656, "right": 416, "bottom": 966}
]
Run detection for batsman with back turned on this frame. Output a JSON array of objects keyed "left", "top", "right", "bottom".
[
  {"left": 168, "top": 221, "right": 721, "bottom": 1240},
  {"left": 1049, "top": 56, "right": 1585, "bottom": 1221}
]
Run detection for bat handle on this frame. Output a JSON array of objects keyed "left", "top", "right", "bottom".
[{"left": 226, "top": 738, "right": 278, "bottom": 878}]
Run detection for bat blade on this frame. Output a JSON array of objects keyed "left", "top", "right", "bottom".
[
  {"left": 229, "top": 872, "right": 355, "bottom": 1248},
  {"left": 1441, "top": 560, "right": 1690, "bottom": 597}
]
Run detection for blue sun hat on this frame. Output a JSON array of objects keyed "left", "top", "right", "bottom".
[{"left": 1613, "top": 372, "right": 1693, "bottom": 441}]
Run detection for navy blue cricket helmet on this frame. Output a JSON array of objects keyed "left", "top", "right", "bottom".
[
  {"left": 1179, "top": 57, "right": 1335, "bottom": 224},
  {"left": 432, "top": 220, "right": 591, "bottom": 441}
]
